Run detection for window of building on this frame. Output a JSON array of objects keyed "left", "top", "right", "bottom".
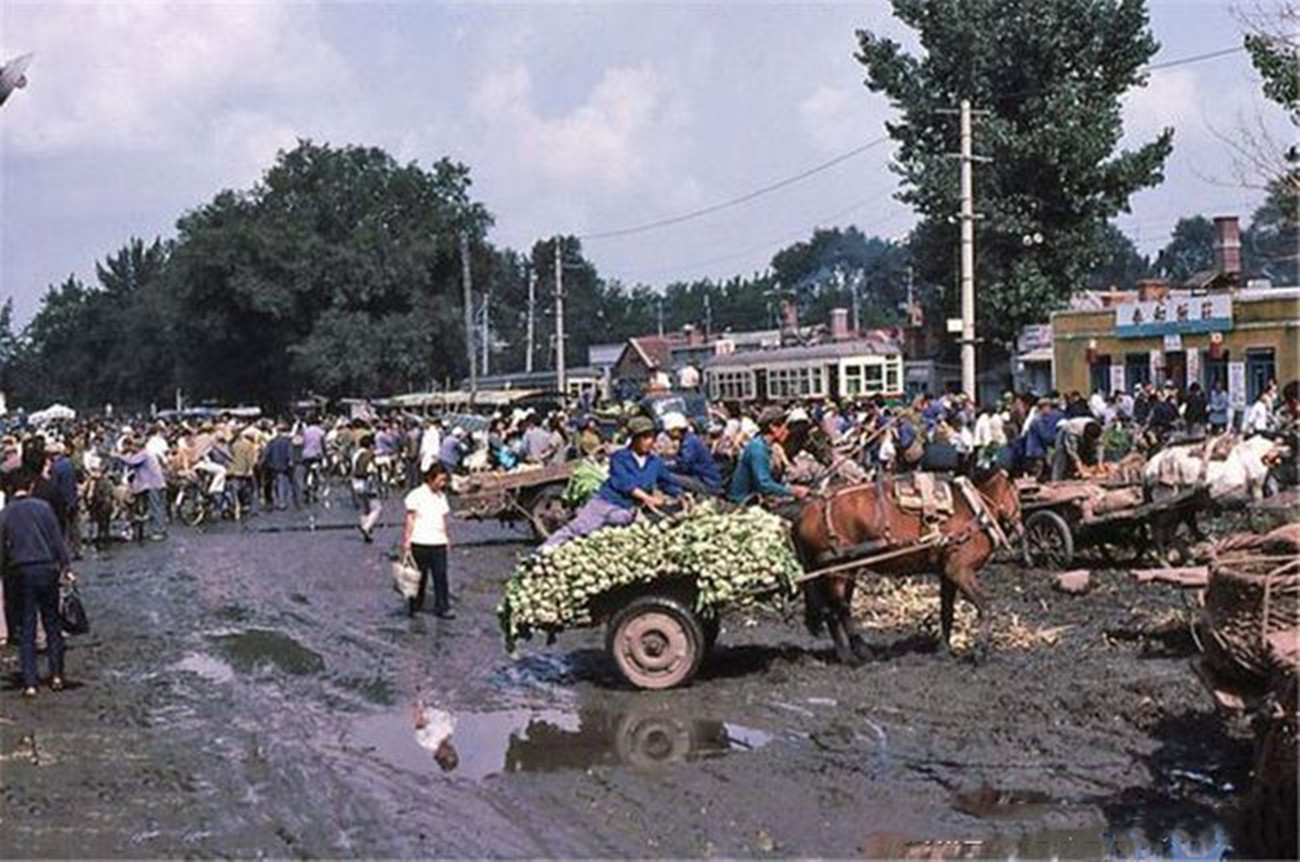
[
  {"left": 884, "top": 360, "right": 901, "bottom": 393},
  {"left": 710, "top": 370, "right": 754, "bottom": 401},
  {"left": 1089, "top": 358, "right": 1111, "bottom": 395},
  {"left": 843, "top": 364, "right": 863, "bottom": 395},
  {"left": 1125, "top": 353, "right": 1151, "bottom": 390},
  {"left": 765, "top": 365, "right": 824, "bottom": 399}
]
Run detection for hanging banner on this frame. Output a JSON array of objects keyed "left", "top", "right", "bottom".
[
  {"left": 1228, "top": 361, "right": 1247, "bottom": 409},
  {"left": 1186, "top": 348, "right": 1200, "bottom": 386},
  {"left": 1149, "top": 349, "right": 1164, "bottom": 383},
  {"left": 1116, "top": 294, "right": 1233, "bottom": 337},
  {"left": 1109, "top": 363, "right": 1125, "bottom": 394}
]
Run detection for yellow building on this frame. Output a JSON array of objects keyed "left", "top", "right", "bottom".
[{"left": 1052, "top": 287, "right": 1300, "bottom": 409}]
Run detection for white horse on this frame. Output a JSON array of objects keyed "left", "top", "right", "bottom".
[{"left": 1143, "top": 434, "right": 1289, "bottom": 504}]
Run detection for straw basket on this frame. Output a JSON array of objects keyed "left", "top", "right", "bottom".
[
  {"left": 1199, "top": 525, "right": 1300, "bottom": 693},
  {"left": 1243, "top": 648, "right": 1297, "bottom": 860}
]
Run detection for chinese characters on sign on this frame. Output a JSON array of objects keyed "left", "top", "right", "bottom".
[{"left": 1116, "top": 294, "right": 1233, "bottom": 338}]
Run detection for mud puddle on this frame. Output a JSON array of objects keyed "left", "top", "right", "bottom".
[
  {"left": 172, "top": 652, "right": 237, "bottom": 684},
  {"left": 206, "top": 629, "right": 325, "bottom": 676},
  {"left": 348, "top": 705, "right": 771, "bottom": 781}
]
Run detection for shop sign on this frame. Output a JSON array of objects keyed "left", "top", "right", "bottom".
[
  {"left": 1115, "top": 294, "right": 1232, "bottom": 338},
  {"left": 1162, "top": 333, "right": 1183, "bottom": 351},
  {"left": 1109, "top": 364, "right": 1125, "bottom": 394},
  {"left": 1186, "top": 348, "right": 1200, "bottom": 384}
]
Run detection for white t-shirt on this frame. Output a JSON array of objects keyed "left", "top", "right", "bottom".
[{"left": 405, "top": 484, "right": 449, "bottom": 546}]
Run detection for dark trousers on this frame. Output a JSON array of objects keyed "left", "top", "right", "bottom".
[
  {"left": 19, "top": 564, "right": 63, "bottom": 686},
  {"left": 410, "top": 544, "right": 449, "bottom": 614},
  {"left": 3, "top": 570, "right": 22, "bottom": 643}
]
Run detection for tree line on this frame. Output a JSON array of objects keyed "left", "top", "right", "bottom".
[{"left": 2, "top": 0, "right": 1294, "bottom": 412}]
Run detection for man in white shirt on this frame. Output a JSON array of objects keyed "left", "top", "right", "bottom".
[
  {"left": 418, "top": 419, "right": 442, "bottom": 473},
  {"left": 1244, "top": 386, "right": 1277, "bottom": 437}
]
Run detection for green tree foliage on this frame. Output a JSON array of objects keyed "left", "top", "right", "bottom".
[
  {"left": 1244, "top": 178, "right": 1300, "bottom": 285},
  {"left": 1088, "top": 223, "right": 1150, "bottom": 290},
  {"left": 1154, "top": 216, "right": 1215, "bottom": 284},
  {"left": 856, "top": 0, "right": 1174, "bottom": 344},
  {"left": 769, "top": 227, "right": 912, "bottom": 327},
  {"left": 165, "top": 141, "right": 492, "bottom": 403}
]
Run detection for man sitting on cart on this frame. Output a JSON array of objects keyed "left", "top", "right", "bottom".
[
  {"left": 540, "top": 416, "right": 680, "bottom": 549},
  {"left": 728, "top": 407, "right": 810, "bottom": 507}
]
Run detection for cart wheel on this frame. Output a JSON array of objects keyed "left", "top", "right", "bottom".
[
  {"left": 177, "top": 492, "right": 206, "bottom": 527},
  {"left": 614, "top": 711, "right": 694, "bottom": 768},
  {"left": 528, "top": 486, "right": 571, "bottom": 541},
  {"left": 1023, "top": 510, "right": 1074, "bottom": 570},
  {"left": 606, "top": 595, "right": 705, "bottom": 690}
]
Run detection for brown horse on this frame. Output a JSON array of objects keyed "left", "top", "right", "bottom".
[{"left": 791, "top": 469, "right": 1022, "bottom": 665}]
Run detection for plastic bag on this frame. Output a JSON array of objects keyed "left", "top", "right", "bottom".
[
  {"left": 391, "top": 552, "right": 422, "bottom": 600},
  {"left": 60, "top": 579, "right": 90, "bottom": 636}
]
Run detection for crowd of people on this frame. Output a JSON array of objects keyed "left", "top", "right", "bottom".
[{"left": 0, "top": 374, "right": 1293, "bottom": 691}]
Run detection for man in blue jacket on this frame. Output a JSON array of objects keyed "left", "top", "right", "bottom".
[
  {"left": 663, "top": 412, "right": 721, "bottom": 495},
  {"left": 729, "top": 407, "right": 810, "bottom": 504},
  {"left": 541, "top": 416, "right": 679, "bottom": 549}
]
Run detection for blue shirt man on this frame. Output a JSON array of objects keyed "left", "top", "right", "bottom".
[
  {"left": 662, "top": 412, "right": 720, "bottom": 495},
  {"left": 727, "top": 408, "right": 809, "bottom": 504}
]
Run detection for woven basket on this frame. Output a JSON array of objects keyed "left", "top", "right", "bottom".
[
  {"left": 1243, "top": 657, "right": 1297, "bottom": 860},
  {"left": 1199, "top": 525, "right": 1300, "bottom": 691}
]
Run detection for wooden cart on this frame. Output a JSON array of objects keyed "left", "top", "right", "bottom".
[
  {"left": 1018, "top": 478, "right": 1205, "bottom": 570},
  {"left": 451, "top": 462, "right": 577, "bottom": 541}
]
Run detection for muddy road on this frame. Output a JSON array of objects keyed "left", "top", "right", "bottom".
[{"left": 1, "top": 497, "right": 1253, "bottom": 858}]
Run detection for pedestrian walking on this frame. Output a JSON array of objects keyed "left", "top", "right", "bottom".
[
  {"left": 400, "top": 463, "right": 453, "bottom": 618},
  {"left": 352, "top": 434, "right": 382, "bottom": 542},
  {"left": 0, "top": 468, "right": 70, "bottom": 697}
]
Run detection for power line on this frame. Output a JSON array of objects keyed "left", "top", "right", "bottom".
[
  {"left": 1146, "top": 45, "right": 1246, "bottom": 71},
  {"left": 579, "top": 135, "right": 891, "bottom": 242}
]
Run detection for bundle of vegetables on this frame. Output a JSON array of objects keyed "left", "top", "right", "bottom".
[
  {"left": 562, "top": 458, "right": 609, "bottom": 507},
  {"left": 498, "top": 502, "right": 801, "bottom": 648}
]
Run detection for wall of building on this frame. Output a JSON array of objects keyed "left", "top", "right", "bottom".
[{"left": 1052, "top": 291, "right": 1300, "bottom": 406}]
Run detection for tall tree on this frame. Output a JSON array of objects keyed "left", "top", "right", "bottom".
[
  {"left": 1244, "top": 179, "right": 1300, "bottom": 285},
  {"left": 856, "top": 0, "right": 1174, "bottom": 345},
  {"left": 166, "top": 141, "right": 492, "bottom": 404},
  {"left": 1154, "top": 216, "right": 1215, "bottom": 284}
]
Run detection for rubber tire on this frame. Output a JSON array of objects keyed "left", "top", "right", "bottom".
[
  {"left": 1023, "top": 509, "right": 1074, "bottom": 570},
  {"left": 528, "top": 485, "right": 571, "bottom": 542},
  {"left": 177, "top": 492, "right": 206, "bottom": 527},
  {"left": 606, "top": 595, "right": 706, "bottom": 690}
]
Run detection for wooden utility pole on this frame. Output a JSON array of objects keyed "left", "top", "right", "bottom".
[
  {"left": 460, "top": 230, "right": 477, "bottom": 396},
  {"left": 525, "top": 266, "right": 537, "bottom": 374},
  {"left": 959, "top": 99, "right": 977, "bottom": 398},
  {"left": 554, "top": 236, "right": 566, "bottom": 396}
]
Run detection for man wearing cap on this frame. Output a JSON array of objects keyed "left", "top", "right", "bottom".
[
  {"left": 541, "top": 416, "right": 680, "bottom": 549},
  {"left": 728, "top": 407, "right": 809, "bottom": 505},
  {"left": 662, "top": 412, "right": 720, "bottom": 496}
]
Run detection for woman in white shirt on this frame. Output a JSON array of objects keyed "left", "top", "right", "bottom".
[{"left": 401, "top": 463, "right": 453, "bottom": 618}]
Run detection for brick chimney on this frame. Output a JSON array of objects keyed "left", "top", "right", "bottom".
[
  {"left": 830, "top": 307, "right": 850, "bottom": 341},
  {"left": 1213, "top": 216, "right": 1242, "bottom": 283},
  {"left": 683, "top": 324, "right": 702, "bottom": 346}
]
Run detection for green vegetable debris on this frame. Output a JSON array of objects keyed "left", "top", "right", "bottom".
[
  {"left": 562, "top": 458, "right": 609, "bottom": 507},
  {"left": 498, "top": 502, "right": 801, "bottom": 648}
]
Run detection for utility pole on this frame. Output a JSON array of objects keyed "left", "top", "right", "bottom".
[
  {"left": 850, "top": 270, "right": 862, "bottom": 335},
  {"left": 657, "top": 296, "right": 665, "bottom": 336},
  {"left": 703, "top": 292, "right": 712, "bottom": 339},
  {"left": 525, "top": 266, "right": 537, "bottom": 374},
  {"left": 958, "top": 99, "right": 977, "bottom": 399},
  {"left": 480, "top": 284, "right": 491, "bottom": 376},
  {"left": 460, "top": 230, "right": 477, "bottom": 397},
  {"left": 554, "top": 236, "right": 566, "bottom": 397}
]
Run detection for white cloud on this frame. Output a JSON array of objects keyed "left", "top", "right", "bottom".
[
  {"left": 3, "top": 3, "right": 350, "bottom": 155},
  {"left": 470, "top": 62, "right": 687, "bottom": 193},
  {"left": 1122, "top": 67, "right": 1199, "bottom": 141},
  {"left": 800, "top": 84, "right": 869, "bottom": 152}
]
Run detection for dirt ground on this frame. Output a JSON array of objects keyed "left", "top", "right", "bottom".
[{"left": 0, "top": 494, "right": 1262, "bottom": 859}]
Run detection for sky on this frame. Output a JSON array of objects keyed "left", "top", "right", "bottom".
[{"left": 0, "top": 0, "right": 1289, "bottom": 326}]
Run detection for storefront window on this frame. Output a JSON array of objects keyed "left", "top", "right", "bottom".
[
  {"left": 1088, "top": 358, "right": 1110, "bottom": 396},
  {"left": 1246, "top": 348, "right": 1276, "bottom": 402},
  {"left": 1125, "top": 353, "right": 1151, "bottom": 390}
]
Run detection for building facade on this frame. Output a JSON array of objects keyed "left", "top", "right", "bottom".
[{"left": 1052, "top": 287, "right": 1299, "bottom": 409}]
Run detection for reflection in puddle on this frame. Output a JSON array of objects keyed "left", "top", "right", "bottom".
[
  {"left": 945, "top": 784, "right": 1234, "bottom": 860},
  {"left": 351, "top": 706, "right": 771, "bottom": 781},
  {"left": 207, "top": 629, "right": 325, "bottom": 676},
  {"left": 173, "top": 652, "right": 236, "bottom": 684}
]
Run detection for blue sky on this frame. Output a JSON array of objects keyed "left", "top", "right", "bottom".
[{"left": 0, "top": 1, "right": 1288, "bottom": 324}]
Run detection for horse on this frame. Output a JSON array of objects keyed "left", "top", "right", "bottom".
[{"left": 790, "top": 469, "right": 1022, "bottom": 665}]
